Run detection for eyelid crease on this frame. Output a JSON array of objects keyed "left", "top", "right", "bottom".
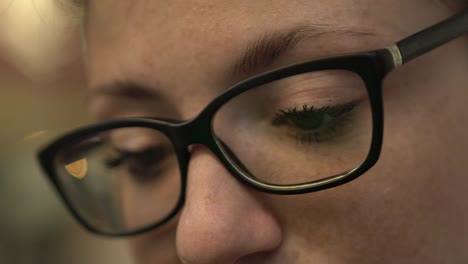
[
  {"left": 266, "top": 71, "right": 367, "bottom": 110},
  {"left": 108, "top": 129, "right": 169, "bottom": 153}
]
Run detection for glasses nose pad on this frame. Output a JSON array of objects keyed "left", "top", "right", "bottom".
[{"left": 215, "top": 138, "right": 258, "bottom": 181}]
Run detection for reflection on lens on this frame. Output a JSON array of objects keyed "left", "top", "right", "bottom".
[
  {"left": 65, "top": 158, "right": 88, "bottom": 179},
  {"left": 53, "top": 127, "right": 181, "bottom": 234},
  {"left": 213, "top": 70, "right": 372, "bottom": 186}
]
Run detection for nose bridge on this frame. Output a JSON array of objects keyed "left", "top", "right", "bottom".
[
  {"left": 190, "top": 114, "right": 216, "bottom": 146},
  {"left": 175, "top": 145, "right": 282, "bottom": 263},
  {"left": 171, "top": 109, "right": 219, "bottom": 150}
]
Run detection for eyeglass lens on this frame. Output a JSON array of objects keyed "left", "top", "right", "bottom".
[
  {"left": 213, "top": 69, "right": 373, "bottom": 185},
  {"left": 54, "top": 128, "right": 181, "bottom": 233}
]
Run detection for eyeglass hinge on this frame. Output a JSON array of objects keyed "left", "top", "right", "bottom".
[{"left": 386, "top": 44, "right": 403, "bottom": 69}]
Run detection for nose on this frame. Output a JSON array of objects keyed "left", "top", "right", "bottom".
[{"left": 176, "top": 145, "right": 282, "bottom": 264}]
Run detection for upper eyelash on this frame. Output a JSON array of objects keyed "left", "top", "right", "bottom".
[
  {"left": 273, "top": 102, "right": 355, "bottom": 126},
  {"left": 104, "top": 145, "right": 172, "bottom": 169},
  {"left": 104, "top": 148, "right": 128, "bottom": 168},
  {"left": 272, "top": 102, "right": 356, "bottom": 143}
]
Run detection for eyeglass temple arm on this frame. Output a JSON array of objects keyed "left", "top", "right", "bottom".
[{"left": 389, "top": 10, "right": 468, "bottom": 67}]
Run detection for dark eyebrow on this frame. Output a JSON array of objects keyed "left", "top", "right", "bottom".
[
  {"left": 88, "top": 80, "right": 163, "bottom": 103},
  {"left": 87, "top": 80, "right": 171, "bottom": 120},
  {"left": 232, "top": 24, "right": 378, "bottom": 78}
]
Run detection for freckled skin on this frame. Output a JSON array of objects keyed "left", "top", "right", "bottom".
[{"left": 85, "top": 0, "right": 468, "bottom": 263}]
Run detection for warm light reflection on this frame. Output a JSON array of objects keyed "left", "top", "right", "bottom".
[
  {"left": 22, "top": 130, "right": 48, "bottom": 141},
  {"left": 65, "top": 158, "right": 88, "bottom": 179}
]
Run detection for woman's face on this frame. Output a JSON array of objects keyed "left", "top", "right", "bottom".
[{"left": 84, "top": 0, "right": 468, "bottom": 263}]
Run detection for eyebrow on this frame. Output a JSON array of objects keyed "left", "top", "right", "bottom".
[
  {"left": 232, "top": 24, "right": 378, "bottom": 78},
  {"left": 87, "top": 80, "right": 165, "bottom": 111},
  {"left": 90, "top": 24, "right": 378, "bottom": 103}
]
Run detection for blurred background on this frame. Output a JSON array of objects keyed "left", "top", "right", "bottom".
[{"left": 0, "top": 0, "right": 132, "bottom": 263}]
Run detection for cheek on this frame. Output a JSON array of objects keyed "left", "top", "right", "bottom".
[{"left": 264, "top": 165, "right": 465, "bottom": 262}]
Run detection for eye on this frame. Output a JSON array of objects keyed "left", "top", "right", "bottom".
[
  {"left": 272, "top": 102, "right": 355, "bottom": 143},
  {"left": 105, "top": 145, "right": 173, "bottom": 183}
]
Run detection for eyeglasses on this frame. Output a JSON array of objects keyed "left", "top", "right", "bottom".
[{"left": 38, "top": 11, "right": 468, "bottom": 236}]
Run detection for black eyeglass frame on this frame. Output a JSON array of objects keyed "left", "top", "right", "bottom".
[{"left": 38, "top": 10, "right": 468, "bottom": 236}]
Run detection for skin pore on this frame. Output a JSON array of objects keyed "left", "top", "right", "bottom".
[{"left": 82, "top": 0, "right": 468, "bottom": 263}]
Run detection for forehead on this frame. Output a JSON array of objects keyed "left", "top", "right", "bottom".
[
  {"left": 86, "top": 0, "right": 390, "bottom": 51},
  {"left": 85, "top": 0, "right": 420, "bottom": 40},
  {"left": 86, "top": 1, "right": 396, "bottom": 75}
]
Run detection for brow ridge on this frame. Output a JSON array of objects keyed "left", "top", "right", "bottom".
[{"left": 232, "top": 24, "right": 378, "bottom": 78}]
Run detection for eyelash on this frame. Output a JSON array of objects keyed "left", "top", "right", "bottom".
[
  {"left": 273, "top": 102, "right": 355, "bottom": 143},
  {"left": 104, "top": 146, "right": 170, "bottom": 182}
]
